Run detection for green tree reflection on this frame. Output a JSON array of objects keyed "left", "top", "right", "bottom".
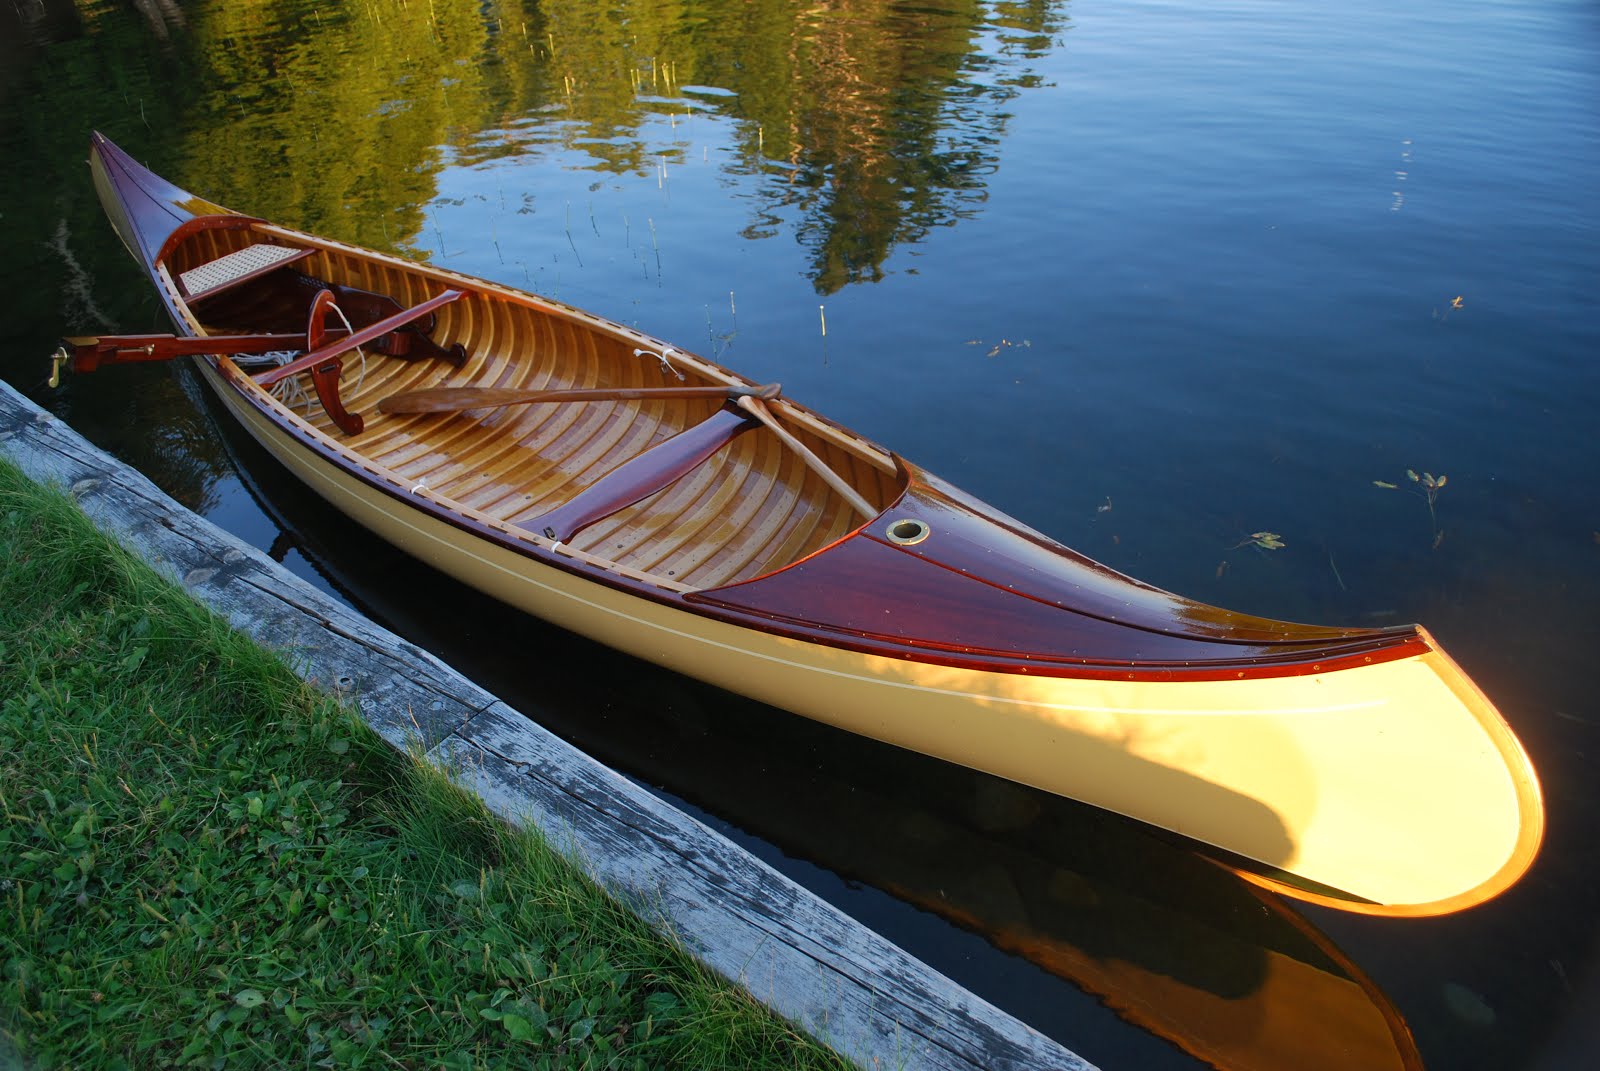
[{"left": 1, "top": 0, "right": 1064, "bottom": 503}]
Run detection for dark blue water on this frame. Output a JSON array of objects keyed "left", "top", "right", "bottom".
[{"left": 3, "top": 1, "right": 1599, "bottom": 1068}]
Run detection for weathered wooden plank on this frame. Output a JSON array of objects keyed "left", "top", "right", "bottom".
[
  {"left": 0, "top": 378, "right": 1095, "bottom": 1071},
  {"left": 440, "top": 705, "right": 1094, "bottom": 1071},
  {"left": 0, "top": 392, "right": 481, "bottom": 752}
]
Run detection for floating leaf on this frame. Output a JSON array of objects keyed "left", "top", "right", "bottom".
[
  {"left": 1373, "top": 480, "right": 1398, "bottom": 489},
  {"left": 1234, "top": 531, "right": 1285, "bottom": 551}
]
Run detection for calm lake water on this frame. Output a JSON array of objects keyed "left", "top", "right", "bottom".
[{"left": 4, "top": 1, "right": 1599, "bottom": 1068}]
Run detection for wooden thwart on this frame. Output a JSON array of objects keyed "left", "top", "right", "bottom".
[{"left": 526, "top": 406, "right": 761, "bottom": 544}]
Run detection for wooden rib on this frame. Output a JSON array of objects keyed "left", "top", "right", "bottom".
[
  {"left": 663, "top": 454, "right": 780, "bottom": 572},
  {"left": 681, "top": 434, "right": 800, "bottom": 580},
  {"left": 412, "top": 310, "right": 577, "bottom": 505},
  {"left": 701, "top": 464, "right": 848, "bottom": 586},
  {"left": 605, "top": 431, "right": 830, "bottom": 587},
  {"left": 667, "top": 456, "right": 796, "bottom": 584},
  {"left": 698, "top": 462, "right": 811, "bottom": 582},
  {"left": 374, "top": 305, "right": 577, "bottom": 489}
]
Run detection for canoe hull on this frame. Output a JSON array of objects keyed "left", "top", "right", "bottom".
[
  {"left": 86, "top": 132, "right": 1542, "bottom": 915},
  {"left": 194, "top": 353, "right": 1539, "bottom": 914}
]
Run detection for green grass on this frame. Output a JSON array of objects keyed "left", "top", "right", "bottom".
[{"left": 0, "top": 458, "right": 853, "bottom": 1071}]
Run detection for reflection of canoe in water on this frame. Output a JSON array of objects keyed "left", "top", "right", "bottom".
[
  {"left": 845, "top": 778, "right": 1425, "bottom": 1071},
  {"left": 546, "top": 670, "right": 1429, "bottom": 1071},
  {"left": 63, "top": 131, "right": 1542, "bottom": 915}
]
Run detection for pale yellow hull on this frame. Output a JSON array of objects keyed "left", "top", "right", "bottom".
[
  {"left": 195, "top": 355, "right": 1542, "bottom": 915},
  {"left": 83, "top": 124, "right": 1535, "bottom": 917}
]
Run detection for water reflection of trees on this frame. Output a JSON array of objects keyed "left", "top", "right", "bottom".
[
  {"left": 511, "top": 0, "right": 1068, "bottom": 293},
  {"left": 1, "top": 0, "right": 1065, "bottom": 502}
]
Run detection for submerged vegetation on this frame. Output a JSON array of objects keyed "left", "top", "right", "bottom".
[
  {"left": 0, "top": 460, "right": 850, "bottom": 1070},
  {"left": 1374, "top": 469, "right": 1449, "bottom": 548}
]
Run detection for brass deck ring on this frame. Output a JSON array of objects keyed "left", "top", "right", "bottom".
[{"left": 885, "top": 518, "right": 931, "bottom": 546}]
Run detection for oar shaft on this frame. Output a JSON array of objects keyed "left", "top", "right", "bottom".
[
  {"left": 379, "top": 382, "right": 779, "bottom": 414},
  {"left": 737, "top": 395, "right": 877, "bottom": 521}
]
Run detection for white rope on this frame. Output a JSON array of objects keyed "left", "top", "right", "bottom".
[
  {"left": 230, "top": 298, "right": 367, "bottom": 418},
  {"left": 633, "top": 346, "right": 686, "bottom": 381},
  {"left": 233, "top": 349, "right": 313, "bottom": 414},
  {"left": 324, "top": 301, "right": 369, "bottom": 396}
]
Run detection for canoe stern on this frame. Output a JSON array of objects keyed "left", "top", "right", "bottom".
[{"left": 88, "top": 131, "right": 236, "bottom": 272}]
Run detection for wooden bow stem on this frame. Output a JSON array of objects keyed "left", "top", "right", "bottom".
[
  {"left": 736, "top": 394, "right": 877, "bottom": 521},
  {"left": 379, "top": 381, "right": 780, "bottom": 415}
]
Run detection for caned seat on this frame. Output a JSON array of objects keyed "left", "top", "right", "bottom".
[{"left": 177, "top": 243, "right": 313, "bottom": 302}]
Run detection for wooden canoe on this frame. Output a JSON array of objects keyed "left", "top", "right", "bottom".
[{"left": 64, "top": 132, "right": 1543, "bottom": 915}]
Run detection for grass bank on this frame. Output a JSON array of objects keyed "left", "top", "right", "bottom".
[{"left": 0, "top": 458, "right": 851, "bottom": 1071}]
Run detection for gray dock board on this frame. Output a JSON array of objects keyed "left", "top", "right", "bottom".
[{"left": 0, "top": 377, "right": 1094, "bottom": 1071}]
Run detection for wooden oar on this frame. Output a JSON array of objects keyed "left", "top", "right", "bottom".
[
  {"left": 378, "top": 381, "right": 778, "bottom": 414},
  {"left": 736, "top": 395, "right": 878, "bottom": 521}
]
